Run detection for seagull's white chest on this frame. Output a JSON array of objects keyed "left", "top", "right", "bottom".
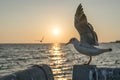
[{"left": 73, "top": 43, "right": 101, "bottom": 56}]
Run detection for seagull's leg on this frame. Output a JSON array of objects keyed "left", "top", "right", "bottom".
[{"left": 87, "top": 56, "right": 92, "bottom": 65}]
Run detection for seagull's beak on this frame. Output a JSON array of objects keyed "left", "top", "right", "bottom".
[{"left": 65, "top": 41, "right": 70, "bottom": 45}]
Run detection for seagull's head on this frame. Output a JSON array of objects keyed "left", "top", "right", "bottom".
[{"left": 66, "top": 38, "right": 79, "bottom": 45}]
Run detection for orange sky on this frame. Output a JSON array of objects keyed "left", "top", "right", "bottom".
[{"left": 0, "top": 0, "right": 120, "bottom": 43}]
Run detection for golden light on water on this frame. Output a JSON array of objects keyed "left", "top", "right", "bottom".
[{"left": 49, "top": 43, "right": 71, "bottom": 80}]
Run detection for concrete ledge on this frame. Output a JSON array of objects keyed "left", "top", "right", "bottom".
[
  {"left": 1, "top": 64, "right": 120, "bottom": 80},
  {"left": 72, "top": 65, "right": 120, "bottom": 80},
  {"left": 0, "top": 64, "right": 54, "bottom": 80}
]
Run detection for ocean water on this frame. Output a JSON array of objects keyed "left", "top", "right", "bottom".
[{"left": 0, "top": 43, "right": 120, "bottom": 80}]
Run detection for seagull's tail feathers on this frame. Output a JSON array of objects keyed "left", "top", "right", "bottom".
[
  {"left": 102, "top": 48, "right": 112, "bottom": 53},
  {"left": 108, "top": 48, "right": 112, "bottom": 51}
]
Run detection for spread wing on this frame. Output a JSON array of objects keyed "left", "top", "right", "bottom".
[{"left": 74, "top": 4, "right": 98, "bottom": 46}]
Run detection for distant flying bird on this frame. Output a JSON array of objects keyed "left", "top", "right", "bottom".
[
  {"left": 35, "top": 36, "right": 44, "bottom": 43},
  {"left": 40, "top": 36, "right": 44, "bottom": 43},
  {"left": 66, "top": 4, "right": 112, "bottom": 65}
]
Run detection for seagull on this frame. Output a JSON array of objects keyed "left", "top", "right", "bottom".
[
  {"left": 66, "top": 4, "right": 112, "bottom": 65},
  {"left": 40, "top": 36, "right": 44, "bottom": 43},
  {"left": 35, "top": 36, "right": 44, "bottom": 43}
]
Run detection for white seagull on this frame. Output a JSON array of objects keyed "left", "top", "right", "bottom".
[{"left": 66, "top": 4, "right": 112, "bottom": 65}]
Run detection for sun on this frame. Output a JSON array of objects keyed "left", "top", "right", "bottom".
[{"left": 53, "top": 28, "right": 60, "bottom": 35}]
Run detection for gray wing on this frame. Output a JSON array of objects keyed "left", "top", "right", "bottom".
[{"left": 74, "top": 4, "right": 98, "bottom": 46}]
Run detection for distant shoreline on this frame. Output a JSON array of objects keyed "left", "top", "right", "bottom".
[
  {"left": 110, "top": 40, "right": 120, "bottom": 43},
  {"left": 0, "top": 43, "right": 66, "bottom": 45},
  {"left": 0, "top": 41, "right": 120, "bottom": 45}
]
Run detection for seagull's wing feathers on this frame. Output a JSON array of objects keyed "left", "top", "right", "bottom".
[{"left": 74, "top": 4, "right": 98, "bottom": 46}]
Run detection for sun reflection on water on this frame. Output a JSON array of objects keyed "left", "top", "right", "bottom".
[{"left": 49, "top": 43, "right": 71, "bottom": 80}]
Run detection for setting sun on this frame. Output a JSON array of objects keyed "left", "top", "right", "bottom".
[{"left": 53, "top": 28, "right": 60, "bottom": 35}]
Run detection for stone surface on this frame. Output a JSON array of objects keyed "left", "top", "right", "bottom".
[{"left": 72, "top": 65, "right": 120, "bottom": 80}]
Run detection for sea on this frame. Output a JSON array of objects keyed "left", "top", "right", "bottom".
[{"left": 0, "top": 43, "right": 120, "bottom": 80}]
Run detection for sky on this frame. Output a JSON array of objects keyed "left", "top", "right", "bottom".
[{"left": 0, "top": 0, "right": 120, "bottom": 43}]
